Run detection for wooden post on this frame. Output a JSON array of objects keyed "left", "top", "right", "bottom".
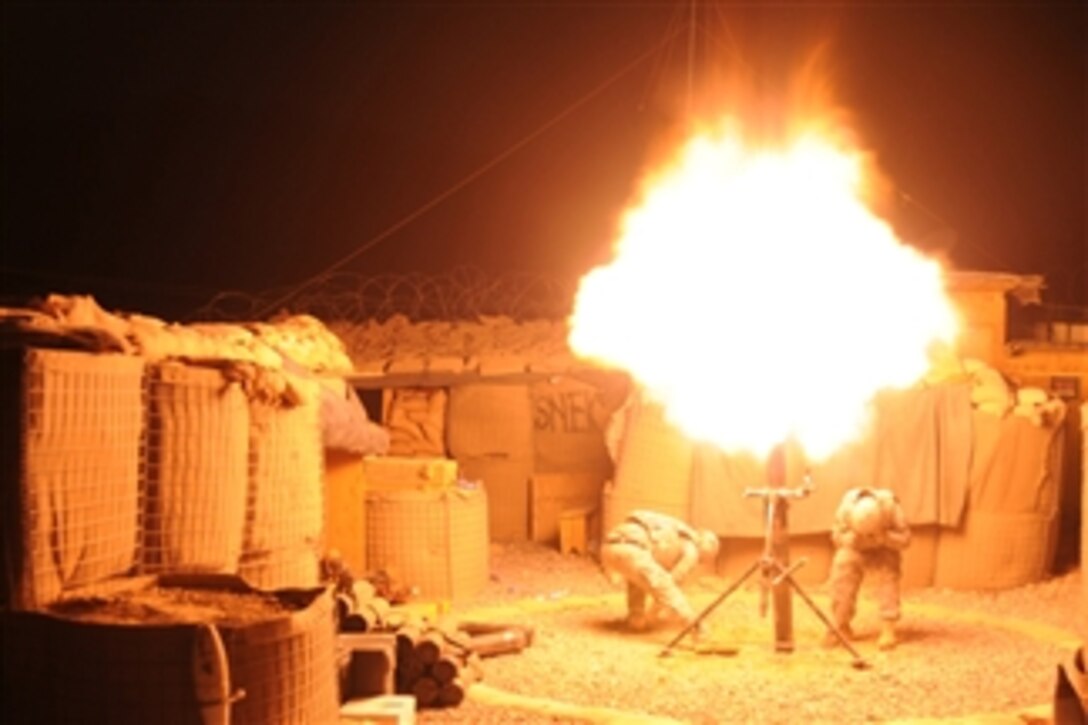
[{"left": 767, "top": 443, "right": 794, "bottom": 653}]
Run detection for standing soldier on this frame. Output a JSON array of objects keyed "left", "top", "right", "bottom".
[
  {"left": 825, "top": 487, "right": 912, "bottom": 650},
  {"left": 600, "top": 510, "right": 719, "bottom": 636}
]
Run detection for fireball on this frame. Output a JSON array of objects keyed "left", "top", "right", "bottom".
[{"left": 569, "top": 115, "right": 958, "bottom": 462}]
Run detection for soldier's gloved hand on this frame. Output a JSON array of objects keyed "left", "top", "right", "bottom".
[
  {"left": 647, "top": 602, "right": 663, "bottom": 624},
  {"left": 853, "top": 532, "right": 884, "bottom": 550},
  {"left": 834, "top": 530, "right": 857, "bottom": 549},
  {"left": 885, "top": 531, "right": 911, "bottom": 550}
]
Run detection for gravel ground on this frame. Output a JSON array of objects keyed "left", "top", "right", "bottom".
[{"left": 405, "top": 542, "right": 1085, "bottom": 725}]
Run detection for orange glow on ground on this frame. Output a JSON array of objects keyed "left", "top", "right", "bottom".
[{"left": 569, "top": 116, "right": 958, "bottom": 461}]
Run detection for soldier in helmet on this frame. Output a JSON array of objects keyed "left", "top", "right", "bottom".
[
  {"left": 599, "top": 510, "right": 720, "bottom": 637},
  {"left": 825, "top": 487, "right": 912, "bottom": 650}
]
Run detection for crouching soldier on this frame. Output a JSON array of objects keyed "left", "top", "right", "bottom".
[
  {"left": 600, "top": 510, "right": 719, "bottom": 637},
  {"left": 825, "top": 487, "right": 911, "bottom": 650}
]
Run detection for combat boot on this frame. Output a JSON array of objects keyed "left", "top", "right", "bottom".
[
  {"left": 877, "top": 621, "right": 897, "bottom": 650},
  {"left": 822, "top": 622, "right": 854, "bottom": 648}
]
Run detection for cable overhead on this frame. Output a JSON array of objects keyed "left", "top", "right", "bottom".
[
  {"left": 686, "top": 0, "right": 698, "bottom": 116},
  {"left": 896, "top": 188, "right": 1005, "bottom": 266},
  {"left": 638, "top": 3, "right": 686, "bottom": 111},
  {"left": 254, "top": 23, "right": 688, "bottom": 320},
  {"left": 709, "top": 2, "right": 760, "bottom": 83}
]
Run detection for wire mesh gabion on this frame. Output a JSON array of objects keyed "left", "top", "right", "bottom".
[
  {"left": 141, "top": 361, "right": 250, "bottom": 576},
  {"left": 366, "top": 486, "right": 489, "bottom": 602},
  {"left": 1, "top": 345, "right": 340, "bottom": 724},
  {"left": 239, "top": 380, "right": 326, "bottom": 590},
  {"left": 2, "top": 581, "right": 340, "bottom": 724},
  {"left": 3, "top": 346, "right": 332, "bottom": 608},
  {"left": 0, "top": 347, "right": 145, "bottom": 610}
]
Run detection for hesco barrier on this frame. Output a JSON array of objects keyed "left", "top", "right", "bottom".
[
  {"left": 0, "top": 348, "right": 145, "bottom": 610},
  {"left": 366, "top": 486, "right": 489, "bottom": 601},
  {"left": 3, "top": 348, "right": 334, "bottom": 611},
  {"left": 239, "top": 381, "right": 324, "bottom": 590},
  {"left": 0, "top": 577, "right": 339, "bottom": 724},
  {"left": 143, "top": 361, "right": 250, "bottom": 575}
]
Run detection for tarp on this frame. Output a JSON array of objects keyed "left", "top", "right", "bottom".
[
  {"left": 280, "top": 353, "right": 389, "bottom": 455},
  {"left": 606, "top": 397, "right": 694, "bottom": 532},
  {"left": 690, "top": 383, "right": 975, "bottom": 536},
  {"left": 529, "top": 375, "right": 620, "bottom": 476}
]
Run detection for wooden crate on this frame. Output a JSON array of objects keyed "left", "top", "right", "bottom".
[
  {"left": 558, "top": 507, "right": 595, "bottom": 555},
  {"left": 363, "top": 456, "right": 458, "bottom": 492},
  {"left": 324, "top": 451, "right": 367, "bottom": 577}
]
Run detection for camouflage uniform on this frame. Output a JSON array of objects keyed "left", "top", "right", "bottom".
[
  {"left": 828, "top": 487, "right": 911, "bottom": 646},
  {"left": 599, "top": 510, "right": 715, "bottom": 631}
]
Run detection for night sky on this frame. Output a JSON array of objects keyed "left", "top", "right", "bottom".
[{"left": 3, "top": 2, "right": 1085, "bottom": 320}]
